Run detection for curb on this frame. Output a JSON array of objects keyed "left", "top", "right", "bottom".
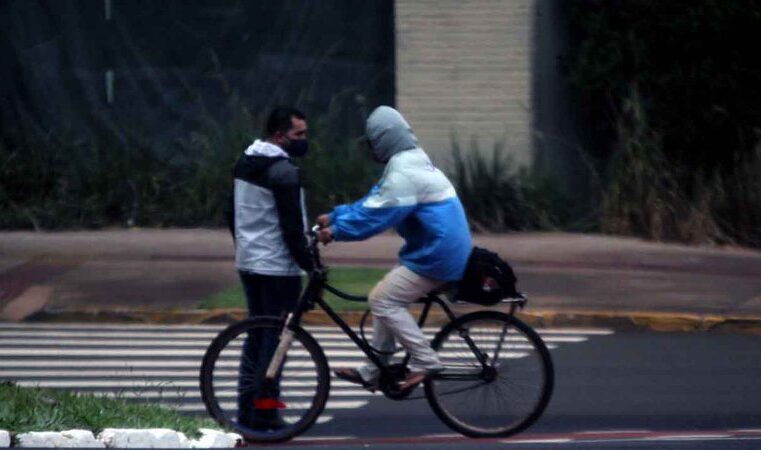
[
  {"left": 517, "top": 309, "right": 761, "bottom": 334},
  {"left": 18, "top": 306, "right": 761, "bottom": 334},
  {"left": 0, "top": 428, "right": 241, "bottom": 448}
]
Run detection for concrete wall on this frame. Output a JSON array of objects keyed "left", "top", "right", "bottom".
[
  {"left": 532, "top": 0, "right": 597, "bottom": 197},
  {"left": 395, "top": 0, "right": 533, "bottom": 168}
]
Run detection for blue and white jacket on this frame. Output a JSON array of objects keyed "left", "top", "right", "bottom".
[{"left": 330, "top": 106, "right": 472, "bottom": 281}]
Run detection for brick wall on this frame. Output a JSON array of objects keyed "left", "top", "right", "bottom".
[{"left": 395, "top": 0, "right": 534, "bottom": 168}]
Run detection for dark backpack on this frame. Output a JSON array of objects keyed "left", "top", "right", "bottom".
[{"left": 454, "top": 247, "right": 519, "bottom": 305}]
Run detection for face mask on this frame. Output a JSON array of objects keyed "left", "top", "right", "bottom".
[{"left": 284, "top": 138, "right": 309, "bottom": 158}]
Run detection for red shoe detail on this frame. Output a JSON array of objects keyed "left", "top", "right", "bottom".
[{"left": 253, "top": 398, "right": 286, "bottom": 410}]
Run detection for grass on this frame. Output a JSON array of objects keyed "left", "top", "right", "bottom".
[
  {"left": 196, "top": 266, "right": 387, "bottom": 311},
  {"left": 0, "top": 381, "right": 217, "bottom": 437}
]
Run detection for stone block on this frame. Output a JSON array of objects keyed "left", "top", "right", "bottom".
[{"left": 98, "top": 429, "right": 189, "bottom": 448}]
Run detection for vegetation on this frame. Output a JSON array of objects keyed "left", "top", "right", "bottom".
[
  {"left": 566, "top": 0, "right": 761, "bottom": 247},
  {"left": 0, "top": 88, "right": 378, "bottom": 230},
  {"left": 0, "top": 381, "right": 216, "bottom": 436},
  {"left": 2, "top": 1, "right": 760, "bottom": 249},
  {"left": 197, "top": 266, "right": 386, "bottom": 311},
  {"left": 449, "top": 136, "right": 589, "bottom": 232}
]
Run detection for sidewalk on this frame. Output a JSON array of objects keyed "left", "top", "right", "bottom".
[{"left": 1, "top": 229, "right": 761, "bottom": 332}]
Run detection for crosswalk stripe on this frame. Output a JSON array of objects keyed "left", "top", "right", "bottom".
[
  {"left": 86, "top": 389, "right": 375, "bottom": 399},
  {"left": 175, "top": 400, "right": 367, "bottom": 412},
  {"left": 0, "top": 339, "right": 558, "bottom": 349},
  {"left": 0, "top": 348, "right": 533, "bottom": 358},
  {"left": 0, "top": 325, "right": 612, "bottom": 335},
  {"left": 175, "top": 400, "right": 368, "bottom": 412},
  {"left": 0, "top": 333, "right": 585, "bottom": 343},
  {"left": 0, "top": 355, "right": 524, "bottom": 378},
  {"left": 1, "top": 323, "right": 612, "bottom": 421},
  {"left": 14, "top": 379, "right": 351, "bottom": 389}
]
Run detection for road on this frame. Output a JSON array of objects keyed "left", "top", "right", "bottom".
[{"left": 1, "top": 323, "right": 760, "bottom": 449}]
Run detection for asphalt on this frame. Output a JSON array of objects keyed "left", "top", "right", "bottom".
[{"left": 1, "top": 229, "right": 760, "bottom": 333}]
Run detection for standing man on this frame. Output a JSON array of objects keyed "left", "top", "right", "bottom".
[
  {"left": 230, "top": 107, "right": 314, "bottom": 431},
  {"left": 317, "top": 106, "right": 472, "bottom": 390}
]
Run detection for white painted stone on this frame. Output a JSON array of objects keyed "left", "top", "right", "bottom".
[
  {"left": 98, "top": 429, "right": 189, "bottom": 448},
  {"left": 0, "top": 430, "right": 9, "bottom": 448},
  {"left": 17, "top": 430, "right": 103, "bottom": 447},
  {"left": 61, "top": 430, "right": 105, "bottom": 448},
  {"left": 189, "top": 429, "right": 242, "bottom": 448}
]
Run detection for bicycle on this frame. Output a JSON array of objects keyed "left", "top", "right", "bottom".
[{"left": 200, "top": 226, "right": 554, "bottom": 443}]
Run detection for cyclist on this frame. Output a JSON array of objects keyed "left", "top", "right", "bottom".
[{"left": 317, "top": 106, "right": 472, "bottom": 390}]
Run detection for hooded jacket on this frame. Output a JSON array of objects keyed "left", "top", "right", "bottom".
[
  {"left": 329, "top": 106, "right": 472, "bottom": 281},
  {"left": 230, "top": 140, "right": 313, "bottom": 275}
]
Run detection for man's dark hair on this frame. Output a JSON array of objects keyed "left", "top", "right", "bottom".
[{"left": 264, "top": 107, "right": 305, "bottom": 137}]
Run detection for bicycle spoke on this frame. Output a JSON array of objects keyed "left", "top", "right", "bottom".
[
  {"left": 200, "top": 318, "right": 329, "bottom": 443},
  {"left": 492, "top": 322, "right": 510, "bottom": 364},
  {"left": 425, "top": 313, "right": 553, "bottom": 438}
]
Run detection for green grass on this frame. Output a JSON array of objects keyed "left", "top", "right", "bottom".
[
  {"left": 0, "top": 381, "right": 218, "bottom": 436},
  {"left": 197, "top": 266, "right": 387, "bottom": 311}
]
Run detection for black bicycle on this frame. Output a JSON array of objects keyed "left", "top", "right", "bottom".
[{"left": 200, "top": 226, "right": 554, "bottom": 443}]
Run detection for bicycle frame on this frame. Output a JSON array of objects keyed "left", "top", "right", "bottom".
[
  {"left": 265, "top": 226, "right": 528, "bottom": 390},
  {"left": 275, "top": 267, "right": 458, "bottom": 388}
]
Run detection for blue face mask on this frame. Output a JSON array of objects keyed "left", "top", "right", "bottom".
[{"left": 284, "top": 138, "right": 309, "bottom": 158}]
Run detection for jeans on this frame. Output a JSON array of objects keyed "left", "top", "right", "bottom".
[{"left": 237, "top": 271, "right": 301, "bottom": 424}]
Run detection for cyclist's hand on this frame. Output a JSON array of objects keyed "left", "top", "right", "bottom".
[
  {"left": 318, "top": 226, "right": 334, "bottom": 244},
  {"left": 316, "top": 214, "right": 331, "bottom": 228}
]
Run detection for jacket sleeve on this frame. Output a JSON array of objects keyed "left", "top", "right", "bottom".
[
  {"left": 271, "top": 165, "right": 315, "bottom": 272},
  {"left": 330, "top": 171, "right": 417, "bottom": 241}
]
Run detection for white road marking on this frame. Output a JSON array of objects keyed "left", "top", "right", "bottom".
[
  {"left": 176, "top": 400, "right": 367, "bottom": 412},
  {"left": 86, "top": 389, "right": 375, "bottom": 399},
  {"left": 1, "top": 323, "right": 611, "bottom": 420},
  {"left": 0, "top": 332, "right": 585, "bottom": 346},
  {"left": 14, "top": 379, "right": 358, "bottom": 389},
  {"left": 0, "top": 348, "right": 532, "bottom": 358},
  {"left": 0, "top": 338, "right": 556, "bottom": 350},
  {"left": 0, "top": 324, "right": 609, "bottom": 335}
]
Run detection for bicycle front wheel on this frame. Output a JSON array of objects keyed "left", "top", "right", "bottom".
[
  {"left": 424, "top": 311, "right": 554, "bottom": 438},
  {"left": 199, "top": 317, "right": 330, "bottom": 443}
]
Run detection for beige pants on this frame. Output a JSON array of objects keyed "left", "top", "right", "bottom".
[{"left": 357, "top": 265, "right": 445, "bottom": 382}]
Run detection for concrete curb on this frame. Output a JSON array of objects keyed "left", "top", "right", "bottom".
[
  {"left": 0, "top": 428, "right": 242, "bottom": 448},
  {"left": 518, "top": 309, "right": 761, "bottom": 334},
  {"left": 19, "top": 306, "right": 761, "bottom": 334}
]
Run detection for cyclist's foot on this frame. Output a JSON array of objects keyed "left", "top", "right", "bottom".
[
  {"left": 399, "top": 368, "right": 443, "bottom": 391},
  {"left": 334, "top": 368, "right": 378, "bottom": 391}
]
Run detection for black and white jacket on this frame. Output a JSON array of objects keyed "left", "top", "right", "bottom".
[{"left": 229, "top": 140, "right": 313, "bottom": 276}]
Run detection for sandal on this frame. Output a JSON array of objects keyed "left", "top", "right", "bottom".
[{"left": 399, "top": 368, "right": 444, "bottom": 391}]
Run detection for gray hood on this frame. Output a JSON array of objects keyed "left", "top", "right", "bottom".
[{"left": 366, "top": 106, "right": 419, "bottom": 163}]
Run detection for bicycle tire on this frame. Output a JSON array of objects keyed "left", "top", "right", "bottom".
[
  {"left": 424, "top": 311, "right": 554, "bottom": 438},
  {"left": 199, "top": 317, "right": 330, "bottom": 443}
]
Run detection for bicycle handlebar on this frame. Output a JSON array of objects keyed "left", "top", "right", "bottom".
[{"left": 307, "top": 224, "right": 325, "bottom": 270}]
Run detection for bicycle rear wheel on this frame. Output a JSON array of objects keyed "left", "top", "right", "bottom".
[
  {"left": 199, "top": 317, "right": 329, "bottom": 443},
  {"left": 424, "top": 311, "right": 554, "bottom": 438}
]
